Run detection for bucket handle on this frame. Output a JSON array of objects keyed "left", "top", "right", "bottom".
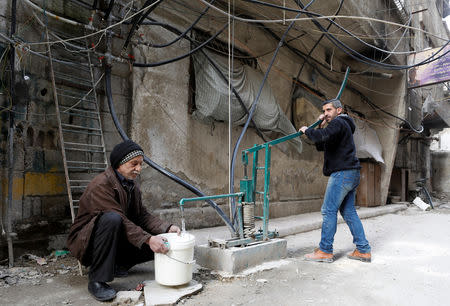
[{"left": 164, "top": 254, "right": 196, "bottom": 265}]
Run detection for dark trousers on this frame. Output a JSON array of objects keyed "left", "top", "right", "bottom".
[{"left": 85, "top": 211, "right": 154, "bottom": 282}]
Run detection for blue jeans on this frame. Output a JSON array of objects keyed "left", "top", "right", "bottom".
[{"left": 319, "top": 169, "right": 371, "bottom": 254}]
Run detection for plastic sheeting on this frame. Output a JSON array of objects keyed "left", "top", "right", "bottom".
[
  {"left": 353, "top": 118, "right": 384, "bottom": 163},
  {"left": 192, "top": 51, "right": 302, "bottom": 153}
]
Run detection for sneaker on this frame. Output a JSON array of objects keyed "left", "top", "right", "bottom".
[
  {"left": 347, "top": 249, "right": 371, "bottom": 262},
  {"left": 304, "top": 248, "right": 334, "bottom": 263}
]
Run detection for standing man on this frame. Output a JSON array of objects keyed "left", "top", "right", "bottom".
[
  {"left": 67, "top": 140, "right": 180, "bottom": 301},
  {"left": 299, "top": 99, "right": 371, "bottom": 263}
]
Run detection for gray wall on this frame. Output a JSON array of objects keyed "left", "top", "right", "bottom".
[
  {"left": 431, "top": 151, "right": 450, "bottom": 197},
  {"left": 0, "top": 0, "right": 446, "bottom": 257}
]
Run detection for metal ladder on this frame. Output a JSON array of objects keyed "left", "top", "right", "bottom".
[
  {"left": 46, "top": 31, "right": 108, "bottom": 223},
  {"left": 391, "top": 0, "right": 410, "bottom": 24}
]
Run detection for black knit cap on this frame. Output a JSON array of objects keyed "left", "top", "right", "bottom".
[{"left": 110, "top": 139, "right": 144, "bottom": 168}]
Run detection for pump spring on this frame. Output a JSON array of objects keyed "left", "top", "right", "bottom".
[{"left": 242, "top": 202, "right": 256, "bottom": 237}]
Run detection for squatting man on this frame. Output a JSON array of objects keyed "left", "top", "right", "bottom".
[
  {"left": 299, "top": 99, "right": 371, "bottom": 263},
  {"left": 67, "top": 140, "right": 181, "bottom": 301}
]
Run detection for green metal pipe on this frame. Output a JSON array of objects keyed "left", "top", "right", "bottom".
[
  {"left": 262, "top": 144, "right": 271, "bottom": 240},
  {"left": 251, "top": 149, "right": 258, "bottom": 203},
  {"left": 179, "top": 192, "right": 244, "bottom": 207},
  {"left": 243, "top": 119, "right": 322, "bottom": 155}
]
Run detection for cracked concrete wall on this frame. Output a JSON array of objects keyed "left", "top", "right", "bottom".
[
  {"left": 129, "top": 1, "right": 410, "bottom": 228},
  {"left": 130, "top": 8, "right": 328, "bottom": 229},
  {"left": 0, "top": 0, "right": 131, "bottom": 257},
  {"left": 0, "top": 0, "right": 445, "bottom": 258}
]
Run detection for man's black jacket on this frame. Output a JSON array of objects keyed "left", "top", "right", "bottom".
[{"left": 305, "top": 114, "right": 360, "bottom": 176}]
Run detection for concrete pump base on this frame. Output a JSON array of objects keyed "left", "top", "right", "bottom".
[{"left": 195, "top": 238, "right": 287, "bottom": 274}]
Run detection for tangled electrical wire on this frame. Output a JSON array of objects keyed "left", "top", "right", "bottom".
[{"left": 3, "top": 0, "right": 447, "bottom": 145}]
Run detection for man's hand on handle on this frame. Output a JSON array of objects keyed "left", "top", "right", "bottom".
[
  {"left": 168, "top": 225, "right": 181, "bottom": 234},
  {"left": 148, "top": 236, "right": 169, "bottom": 254},
  {"left": 318, "top": 114, "right": 326, "bottom": 128},
  {"left": 299, "top": 114, "right": 326, "bottom": 133},
  {"left": 147, "top": 225, "right": 181, "bottom": 253}
]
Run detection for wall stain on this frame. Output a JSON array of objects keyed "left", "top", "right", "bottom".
[{"left": 1, "top": 171, "right": 66, "bottom": 200}]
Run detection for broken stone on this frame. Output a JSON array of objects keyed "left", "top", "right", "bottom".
[
  {"left": 113, "top": 291, "right": 142, "bottom": 304},
  {"left": 143, "top": 280, "right": 202, "bottom": 306},
  {"left": 5, "top": 276, "right": 17, "bottom": 285},
  {"left": 28, "top": 270, "right": 39, "bottom": 276},
  {"left": 256, "top": 279, "right": 268, "bottom": 284},
  {"left": 36, "top": 257, "right": 47, "bottom": 266},
  {"left": 0, "top": 271, "right": 9, "bottom": 279}
]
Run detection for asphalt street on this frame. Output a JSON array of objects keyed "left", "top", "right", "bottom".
[{"left": 1, "top": 203, "right": 449, "bottom": 306}]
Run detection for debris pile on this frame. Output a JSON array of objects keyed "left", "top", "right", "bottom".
[{"left": 0, "top": 251, "right": 79, "bottom": 288}]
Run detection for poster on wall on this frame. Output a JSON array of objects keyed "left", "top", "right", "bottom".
[{"left": 407, "top": 45, "right": 450, "bottom": 89}]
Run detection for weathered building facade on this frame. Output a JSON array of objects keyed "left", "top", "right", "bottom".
[{"left": 0, "top": 0, "right": 448, "bottom": 258}]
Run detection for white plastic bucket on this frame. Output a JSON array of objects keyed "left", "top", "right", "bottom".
[{"left": 154, "top": 232, "right": 195, "bottom": 286}]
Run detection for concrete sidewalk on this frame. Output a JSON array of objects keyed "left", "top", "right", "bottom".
[{"left": 190, "top": 203, "right": 408, "bottom": 246}]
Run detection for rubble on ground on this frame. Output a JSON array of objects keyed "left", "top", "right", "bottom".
[{"left": 0, "top": 251, "right": 79, "bottom": 288}]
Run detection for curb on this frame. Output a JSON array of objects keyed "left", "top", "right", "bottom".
[
  {"left": 191, "top": 204, "right": 408, "bottom": 245},
  {"left": 277, "top": 204, "right": 408, "bottom": 238}
]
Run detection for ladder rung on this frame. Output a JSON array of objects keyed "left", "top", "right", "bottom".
[
  {"left": 60, "top": 106, "right": 98, "bottom": 114},
  {"left": 56, "top": 87, "right": 96, "bottom": 98},
  {"left": 256, "top": 167, "right": 265, "bottom": 170},
  {"left": 52, "top": 55, "right": 90, "bottom": 68},
  {"left": 60, "top": 111, "right": 99, "bottom": 120},
  {"left": 61, "top": 123, "right": 101, "bottom": 131},
  {"left": 68, "top": 166, "right": 106, "bottom": 171},
  {"left": 67, "top": 160, "right": 107, "bottom": 165},
  {"left": 68, "top": 169, "right": 105, "bottom": 173},
  {"left": 70, "top": 186, "right": 87, "bottom": 189},
  {"left": 52, "top": 60, "right": 90, "bottom": 72},
  {"left": 56, "top": 86, "right": 95, "bottom": 94},
  {"left": 54, "top": 76, "right": 92, "bottom": 88},
  {"left": 255, "top": 191, "right": 265, "bottom": 194},
  {"left": 69, "top": 180, "right": 91, "bottom": 183},
  {"left": 56, "top": 91, "right": 97, "bottom": 103},
  {"left": 54, "top": 71, "right": 92, "bottom": 83},
  {"left": 52, "top": 43, "right": 92, "bottom": 57},
  {"left": 57, "top": 97, "right": 97, "bottom": 107},
  {"left": 254, "top": 216, "right": 264, "bottom": 220},
  {"left": 69, "top": 172, "right": 100, "bottom": 178},
  {"left": 62, "top": 128, "right": 102, "bottom": 136},
  {"left": 65, "top": 147, "right": 105, "bottom": 153},
  {"left": 64, "top": 141, "right": 104, "bottom": 148}
]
